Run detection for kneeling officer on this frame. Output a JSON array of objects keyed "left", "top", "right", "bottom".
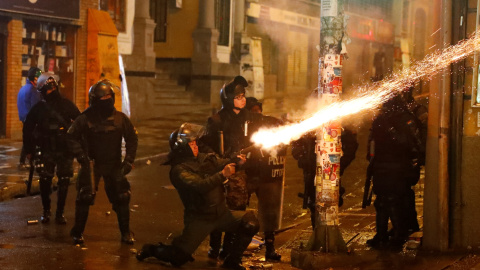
[{"left": 136, "top": 123, "right": 259, "bottom": 270}]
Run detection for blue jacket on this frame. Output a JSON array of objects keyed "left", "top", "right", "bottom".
[{"left": 17, "top": 79, "right": 42, "bottom": 122}]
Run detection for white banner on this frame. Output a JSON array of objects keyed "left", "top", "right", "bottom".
[{"left": 321, "top": 0, "right": 338, "bottom": 17}]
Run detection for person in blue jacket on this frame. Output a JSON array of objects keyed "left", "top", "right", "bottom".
[{"left": 17, "top": 67, "right": 43, "bottom": 167}]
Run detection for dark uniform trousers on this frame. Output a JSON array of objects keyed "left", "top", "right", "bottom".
[
  {"left": 174, "top": 209, "right": 253, "bottom": 255},
  {"left": 71, "top": 162, "right": 131, "bottom": 237},
  {"left": 247, "top": 178, "right": 283, "bottom": 233},
  {"left": 38, "top": 151, "right": 74, "bottom": 215}
]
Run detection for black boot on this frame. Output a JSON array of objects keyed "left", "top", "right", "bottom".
[
  {"left": 41, "top": 210, "right": 51, "bottom": 224},
  {"left": 146, "top": 243, "right": 193, "bottom": 267},
  {"left": 222, "top": 228, "right": 258, "bottom": 270},
  {"left": 368, "top": 197, "right": 389, "bottom": 249},
  {"left": 221, "top": 259, "right": 246, "bottom": 270},
  {"left": 70, "top": 230, "right": 85, "bottom": 245},
  {"left": 115, "top": 203, "right": 135, "bottom": 244},
  {"left": 405, "top": 189, "right": 420, "bottom": 233},
  {"left": 121, "top": 232, "right": 135, "bottom": 245},
  {"left": 208, "top": 231, "right": 222, "bottom": 259},
  {"left": 70, "top": 201, "right": 90, "bottom": 245},
  {"left": 55, "top": 214, "right": 67, "bottom": 225},
  {"left": 55, "top": 177, "right": 69, "bottom": 225},
  {"left": 388, "top": 198, "right": 407, "bottom": 250},
  {"left": 366, "top": 234, "right": 389, "bottom": 249},
  {"left": 39, "top": 177, "right": 52, "bottom": 223},
  {"left": 219, "top": 232, "right": 235, "bottom": 260},
  {"left": 136, "top": 244, "right": 156, "bottom": 261},
  {"left": 264, "top": 231, "right": 281, "bottom": 261}
]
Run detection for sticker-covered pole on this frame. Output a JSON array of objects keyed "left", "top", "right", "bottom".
[{"left": 307, "top": 0, "right": 347, "bottom": 252}]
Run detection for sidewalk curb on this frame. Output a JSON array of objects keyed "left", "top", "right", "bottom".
[{"left": 0, "top": 152, "right": 169, "bottom": 203}]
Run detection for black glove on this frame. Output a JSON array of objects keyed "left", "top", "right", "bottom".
[{"left": 122, "top": 161, "right": 133, "bottom": 175}]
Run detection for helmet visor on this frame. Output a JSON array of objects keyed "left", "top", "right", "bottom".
[{"left": 177, "top": 123, "right": 205, "bottom": 145}]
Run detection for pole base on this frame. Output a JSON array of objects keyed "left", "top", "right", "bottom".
[{"left": 306, "top": 225, "right": 347, "bottom": 252}]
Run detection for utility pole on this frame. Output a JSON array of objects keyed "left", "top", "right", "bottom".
[{"left": 307, "top": 0, "right": 347, "bottom": 252}]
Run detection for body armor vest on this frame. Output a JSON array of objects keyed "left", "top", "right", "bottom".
[
  {"left": 86, "top": 112, "right": 124, "bottom": 165},
  {"left": 38, "top": 102, "right": 69, "bottom": 152}
]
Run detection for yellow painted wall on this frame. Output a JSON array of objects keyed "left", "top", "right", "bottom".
[
  {"left": 463, "top": 0, "right": 480, "bottom": 137},
  {"left": 154, "top": 2, "right": 199, "bottom": 58}
]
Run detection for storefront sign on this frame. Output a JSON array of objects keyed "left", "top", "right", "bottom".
[
  {"left": 0, "top": 0, "right": 80, "bottom": 20},
  {"left": 247, "top": 3, "right": 320, "bottom": 30}
]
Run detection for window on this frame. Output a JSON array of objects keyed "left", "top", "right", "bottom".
[
  {"left": 150, "top": 0, "right": 168, "bottom": 42},
  {"left": 99, "top": 0, "right": 126, "bottom": 33}
]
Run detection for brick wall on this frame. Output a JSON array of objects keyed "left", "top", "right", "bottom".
[
  {"left": 6, "top": 20, "right": 23, "bottom": 139},
  {"left": 76, "top": 0, "right": 99, "bottom": 111}
]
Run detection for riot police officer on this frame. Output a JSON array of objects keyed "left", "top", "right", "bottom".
[
  {"left": 403, "top": 86, "right": 427, "bottom": 233},
  {"left": 67, "top": 79, "right": 138, "bottom": 245},
  {"left": 244, "top": 97, "right": 287, "bottom": 261},
  {"left": 199, "top": 76, "right": 252, "bottom": 260},
  {"left": 23, "top": 73, "right": 81, "bottom": 224},
  {"left": 366, "top": 94, "right": 422, "bottom": 249},
  {"left": 136, "top": 123, "right": 258, "bottom": 270}
]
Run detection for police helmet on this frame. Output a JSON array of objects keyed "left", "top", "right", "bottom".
[
  {"left": 220, "top": 76, "right": 248, "bottom": 109},
  {"left": 27, "top": 67, "right": 42, "bottom": 82},
  {"left": 36, "top": 73, "right": 58, "bottom": 96},
  {"left": 246, "top": 97, "right": 263, "bottom": 112},
  {"left": 169, "top": 123, "right": 205, "bottom": 151},
  {"left": 89, "top": 79, "right": 116, "bottom": 106}
]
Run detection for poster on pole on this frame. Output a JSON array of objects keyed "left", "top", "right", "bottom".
[{"left": 321, "top": 0, "right": 338, "bottom": 17}]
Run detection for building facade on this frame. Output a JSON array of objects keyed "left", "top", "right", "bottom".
[
  {"left": 0, "top": 0, "right": 98, "bottom": 139},
  {"left": 423, "top": 0, "right": 480, "bottom": 251},
  {"left": 0, "top": 0, "right": 138, "bottom": 139},
  {"left": 145, "top": 0, "right": 322, "bottom": 115}
]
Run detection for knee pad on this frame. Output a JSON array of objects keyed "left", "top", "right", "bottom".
[
  {"left": 77, "top": 187, "right": 95, "bottom": 205},
  {"left": 239, "top": 211, "right": 260, "bottom": 236}
]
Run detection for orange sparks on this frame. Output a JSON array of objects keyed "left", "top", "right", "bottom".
[{"left": 252, "top": 32, "right": 480, "bottom": 149}]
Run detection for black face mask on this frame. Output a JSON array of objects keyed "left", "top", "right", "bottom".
[
  {"left": 93, "top": 98, "right": 115, "bottom": 117},
  {"left": 44, "top": 89, "right": 61, "bottom": 102}
]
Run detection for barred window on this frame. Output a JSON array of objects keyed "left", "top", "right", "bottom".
[{"left": 150, "top": 0, "right": 168, "bottom": 42}]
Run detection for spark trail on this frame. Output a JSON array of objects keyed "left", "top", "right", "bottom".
[{"left": 252, "top": 32, "right": 480, "bottom": 149}]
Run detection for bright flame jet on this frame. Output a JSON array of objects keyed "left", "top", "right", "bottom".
[{"left": 252, "top": 32, "right": 480, "bottom": 149}]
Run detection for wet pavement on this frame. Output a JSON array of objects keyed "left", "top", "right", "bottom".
[
  {"left": 0, "top": 108, "right": 213, "bottom": 201},
  {"left": 1, "top": 100, "right": 480, "bottom": 269}
]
